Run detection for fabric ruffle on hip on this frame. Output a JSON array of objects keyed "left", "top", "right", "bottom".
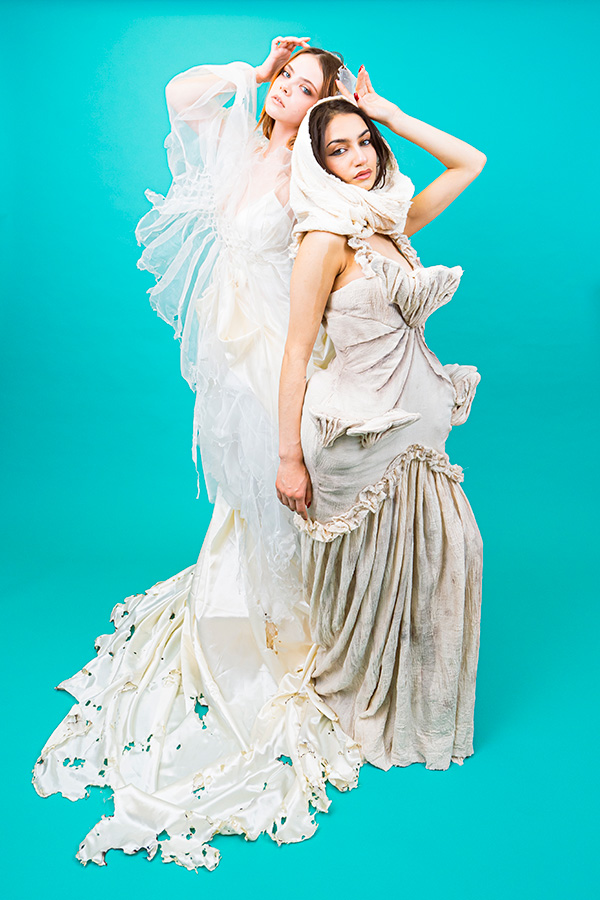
[{"left": 296, "top": 444, "right": 483, "bottom": 772}]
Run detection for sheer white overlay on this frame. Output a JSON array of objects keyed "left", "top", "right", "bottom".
[{"left": 32, "top": 61, "right": 359, "bottom": 872}]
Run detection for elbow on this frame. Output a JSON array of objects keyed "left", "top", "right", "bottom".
[
  {"left": 457, "top": 151, "right": 486, "bottom": 186},
  {"left": 470, "top": 150, "right": 487, "bottom": 176},
  {"left": 282, "top": 345, "right": 309, "bottom": 367},
  {"left": 282, "top": 344, "right": 311, "bottom": 375}
]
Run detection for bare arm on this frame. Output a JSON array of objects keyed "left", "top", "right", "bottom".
[
  {"left": 276, "top": 232, "right": 346, "bottom": 519},
  {"left": 337, "top": 68, "right": 486, "bottom": 236},
  {"left": 383, "top": 106, "right": 486, "bottom": 236}
]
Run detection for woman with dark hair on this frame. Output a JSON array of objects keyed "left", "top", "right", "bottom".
[
  {"left": 308, "top": 96, "right": 391, "bottom": 186},
  {"left": 32, "top": 38, "right": 362, "bottom": 871},
  {"left": 277, "top": 76, "right": 486, "bottom": 772}
]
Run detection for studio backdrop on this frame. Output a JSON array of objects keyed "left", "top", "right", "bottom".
[{"left": 2, "top": 2, "right": 597, "bottom": 898}]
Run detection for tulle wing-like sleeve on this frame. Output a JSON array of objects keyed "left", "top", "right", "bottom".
[
  {"left": 136, "top": 63, "right": 313, "bottom": 595},
  {"left": 135, "top": 61, "right": 258, "bottom": 388}
]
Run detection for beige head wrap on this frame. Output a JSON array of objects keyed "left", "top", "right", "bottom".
[{"left": 289, "top": 96, "right": 415, "bottom": 258}]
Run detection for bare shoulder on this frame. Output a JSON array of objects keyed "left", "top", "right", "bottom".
[
  {"left": 298, "top": 230, "right": 347, "bottom": 260},
  {"left": 292, "top": 231, "right": 347, "bottom": 299}
]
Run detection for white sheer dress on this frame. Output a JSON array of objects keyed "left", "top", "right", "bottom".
[{"left": 31, "top": 61, "right": 360, "bottom": 872}]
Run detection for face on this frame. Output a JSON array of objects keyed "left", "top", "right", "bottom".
[
  {"left": 323, "top": 113, "right": 378, "bottom": 190},
  {"left": 265, "top": 54, "right": 325, "bottom": 129}
]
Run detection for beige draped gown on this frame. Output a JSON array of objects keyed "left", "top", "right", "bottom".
[{"left": 295, "top": 234, "right": 483, "bottom": 772}]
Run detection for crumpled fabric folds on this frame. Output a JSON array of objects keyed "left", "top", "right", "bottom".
[
  {"left": 287, "top": 100, "right": 483, "bottom": 778},
  {"left": 32, "top": 69, "right": 483, "bottom": 871},
  {"left": 31, "top": 61, "right": 359, "bottom": 872},
  {"left": 298, "top": 446, "right": 482, "bottom": 772},
  {"left": 32, "top": 493, "right": 361, "bottom": 871}
]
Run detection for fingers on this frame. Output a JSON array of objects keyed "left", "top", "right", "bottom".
[
  {"left": 274, "top": 35, "right": 311, "bottom": 50},
  {"left": 335, "top": 79, "right": 351, "bottom": 98},
  {"left": 276, "top": 485, "right": 311, "bottom": 521},
  {"left": 355, "top": 65, "right": 374, "bottom": 98},
  {"left": 276, "top": 483, "right": 296, "bottom": 511},
  {"left": 296, "top": 493, "right": 308, "bottom": 521},
  {"left": 335, "top": 79, "right": 358, "bottom": 104},
  {"left": 276, "top": 485, "right": 293, "bottom": 511}
]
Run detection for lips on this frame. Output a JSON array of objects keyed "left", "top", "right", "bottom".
[
  {"left": 354, "top": 169, "right": 372, "bottom": 181},
  {"left": 271, "top": 95, "right": 285, "bottom": 109}
]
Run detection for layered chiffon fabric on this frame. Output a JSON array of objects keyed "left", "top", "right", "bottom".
[{"left": 31, "top": 62, "right": 358, "bottom": 871}]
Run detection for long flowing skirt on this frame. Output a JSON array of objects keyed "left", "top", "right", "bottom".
[
  {"left": 298, "top": 445, "right": 483, "bottom": 772},
  {"left": 32, "top": 492, "right": 361, "bottom": 870}
]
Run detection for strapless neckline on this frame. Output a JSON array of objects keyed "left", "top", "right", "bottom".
[{"left": 329, "top": 247, "right": 459, "bottom": 297}]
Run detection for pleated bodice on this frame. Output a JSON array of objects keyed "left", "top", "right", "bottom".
[{"left": 300, "top": 239, "right": 471, "bottom": 525}]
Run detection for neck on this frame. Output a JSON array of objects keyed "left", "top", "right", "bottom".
[{"left": 265, "top": 119, "right": 296, "bottom": 155}]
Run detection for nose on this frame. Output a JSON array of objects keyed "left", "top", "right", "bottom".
[{"left": 354, "top": 145, "right": 368, "bottom": 165}]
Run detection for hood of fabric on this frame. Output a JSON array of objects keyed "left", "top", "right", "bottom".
[{"left": 289, "top": 96, "right": 415, "bottom": 254}]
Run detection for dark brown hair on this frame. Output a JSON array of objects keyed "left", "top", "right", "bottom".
[
  {"left": 308, "top": 98, "right": 391, "bottom": 189},
  {"left": 257, "top": 47, "right": 345, "bottom": 141}
]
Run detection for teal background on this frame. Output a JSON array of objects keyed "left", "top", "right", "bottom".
[{"left": 2, "top": 0, "right": 598, "bottom": 896}]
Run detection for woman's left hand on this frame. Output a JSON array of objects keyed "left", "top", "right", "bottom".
[{"left": 336, "top": 66, "right": 401, "bottom": 127}]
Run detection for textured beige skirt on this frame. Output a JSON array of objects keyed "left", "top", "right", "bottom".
[{"left": 296, "top": 444, "right": 483, "bottom": 772}]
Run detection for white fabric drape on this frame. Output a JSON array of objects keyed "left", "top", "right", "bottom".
[
  {"left": 289, "top": 96, "right": 415, "bottom": 257},
  {"left": 32, "top": 62, "right": 359, "bottom": 872}
]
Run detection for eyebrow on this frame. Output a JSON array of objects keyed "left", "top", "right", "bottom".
[
  {"left": 286, "top": 63, "right": 318, "bottom": 93},
  {"left": 326, "top": 128, "right": 370, "bottom": 148}
]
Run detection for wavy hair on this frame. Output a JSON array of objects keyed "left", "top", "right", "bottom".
[{"left": 257, "top": 47, "right": 345, "bottom": 141}]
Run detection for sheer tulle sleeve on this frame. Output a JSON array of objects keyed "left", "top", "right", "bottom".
[
  {"left": 135, "top": 62, "right": 305, "bottom": 593},
  {"left": 135, "top": 61, "right": 258, "bottom": 388}
]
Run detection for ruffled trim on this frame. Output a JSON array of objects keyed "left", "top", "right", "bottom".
[
  {"left": 290, "top": 231, "right": 422, "bottom": 284},
  {"left": 347, "top": 236, "right": 377, "bottom": 278},
  {"left": 294, "top": 443, "right": 464, "bottom": 542},
  {"left": 345, "top": 408, "right": 422, "bottom": 448},
  {"left": 390, "top": 230, "right": 422, "bottom": 268},
  {"left": 310, "top": 411, "right": 351, "bottom": 449},
  {"left": 346, "top": 233, "right": 424, "bottom": 282},
  {"left": 311, "top": 407, "right": 422, "bottom": 450},
  {"left": 443, "top": 364, "right": 481, "bottom": 426}
]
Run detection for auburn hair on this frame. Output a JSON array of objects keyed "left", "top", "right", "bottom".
[{"left": 257, "top": 47, "right": 345, "bottom": 141}]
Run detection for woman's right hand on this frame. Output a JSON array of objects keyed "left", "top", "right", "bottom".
[
  {"left": 276, "top": 456, "right": 313, "bottom": 520},
  {"left": 255, "top": 35, "right": 311, "bottom": 84}
]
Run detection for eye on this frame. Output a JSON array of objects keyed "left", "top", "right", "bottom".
[
  {"left": 330, "top": 147, "right": 346, "bottom": 156},
  {"left": 360, "top": 138, "right": 372, "bottom": 146},
  {"left": 301, "top": 85, "right": 312, "bottom": 96},
  {"left": 282, "top": 68, "right": 291, "bottom": 78}
]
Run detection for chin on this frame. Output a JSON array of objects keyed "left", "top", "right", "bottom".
[
  {"left": 356, "top": 177, "right": 377, "bottom": 191},
  {"left": 353, "top": 180, "right": 373, "bottom": 191},
  {"left": 266, "top": 97, "right": 289, "bottom": 122}
]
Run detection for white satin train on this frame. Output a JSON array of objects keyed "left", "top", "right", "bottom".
[{"left": 32, "top": 492, "right": 362, "bottom": 870}]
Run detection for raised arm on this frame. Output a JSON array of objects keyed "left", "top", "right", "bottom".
[
  {"left": 166, "top": 35, "right": 311, "bottom": 121},
  {"left": 337, "top": 68, "right": 486, "bottom": 236},
  {"left": 276, "top": 231, "right": 346, "bottom": 519}
]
